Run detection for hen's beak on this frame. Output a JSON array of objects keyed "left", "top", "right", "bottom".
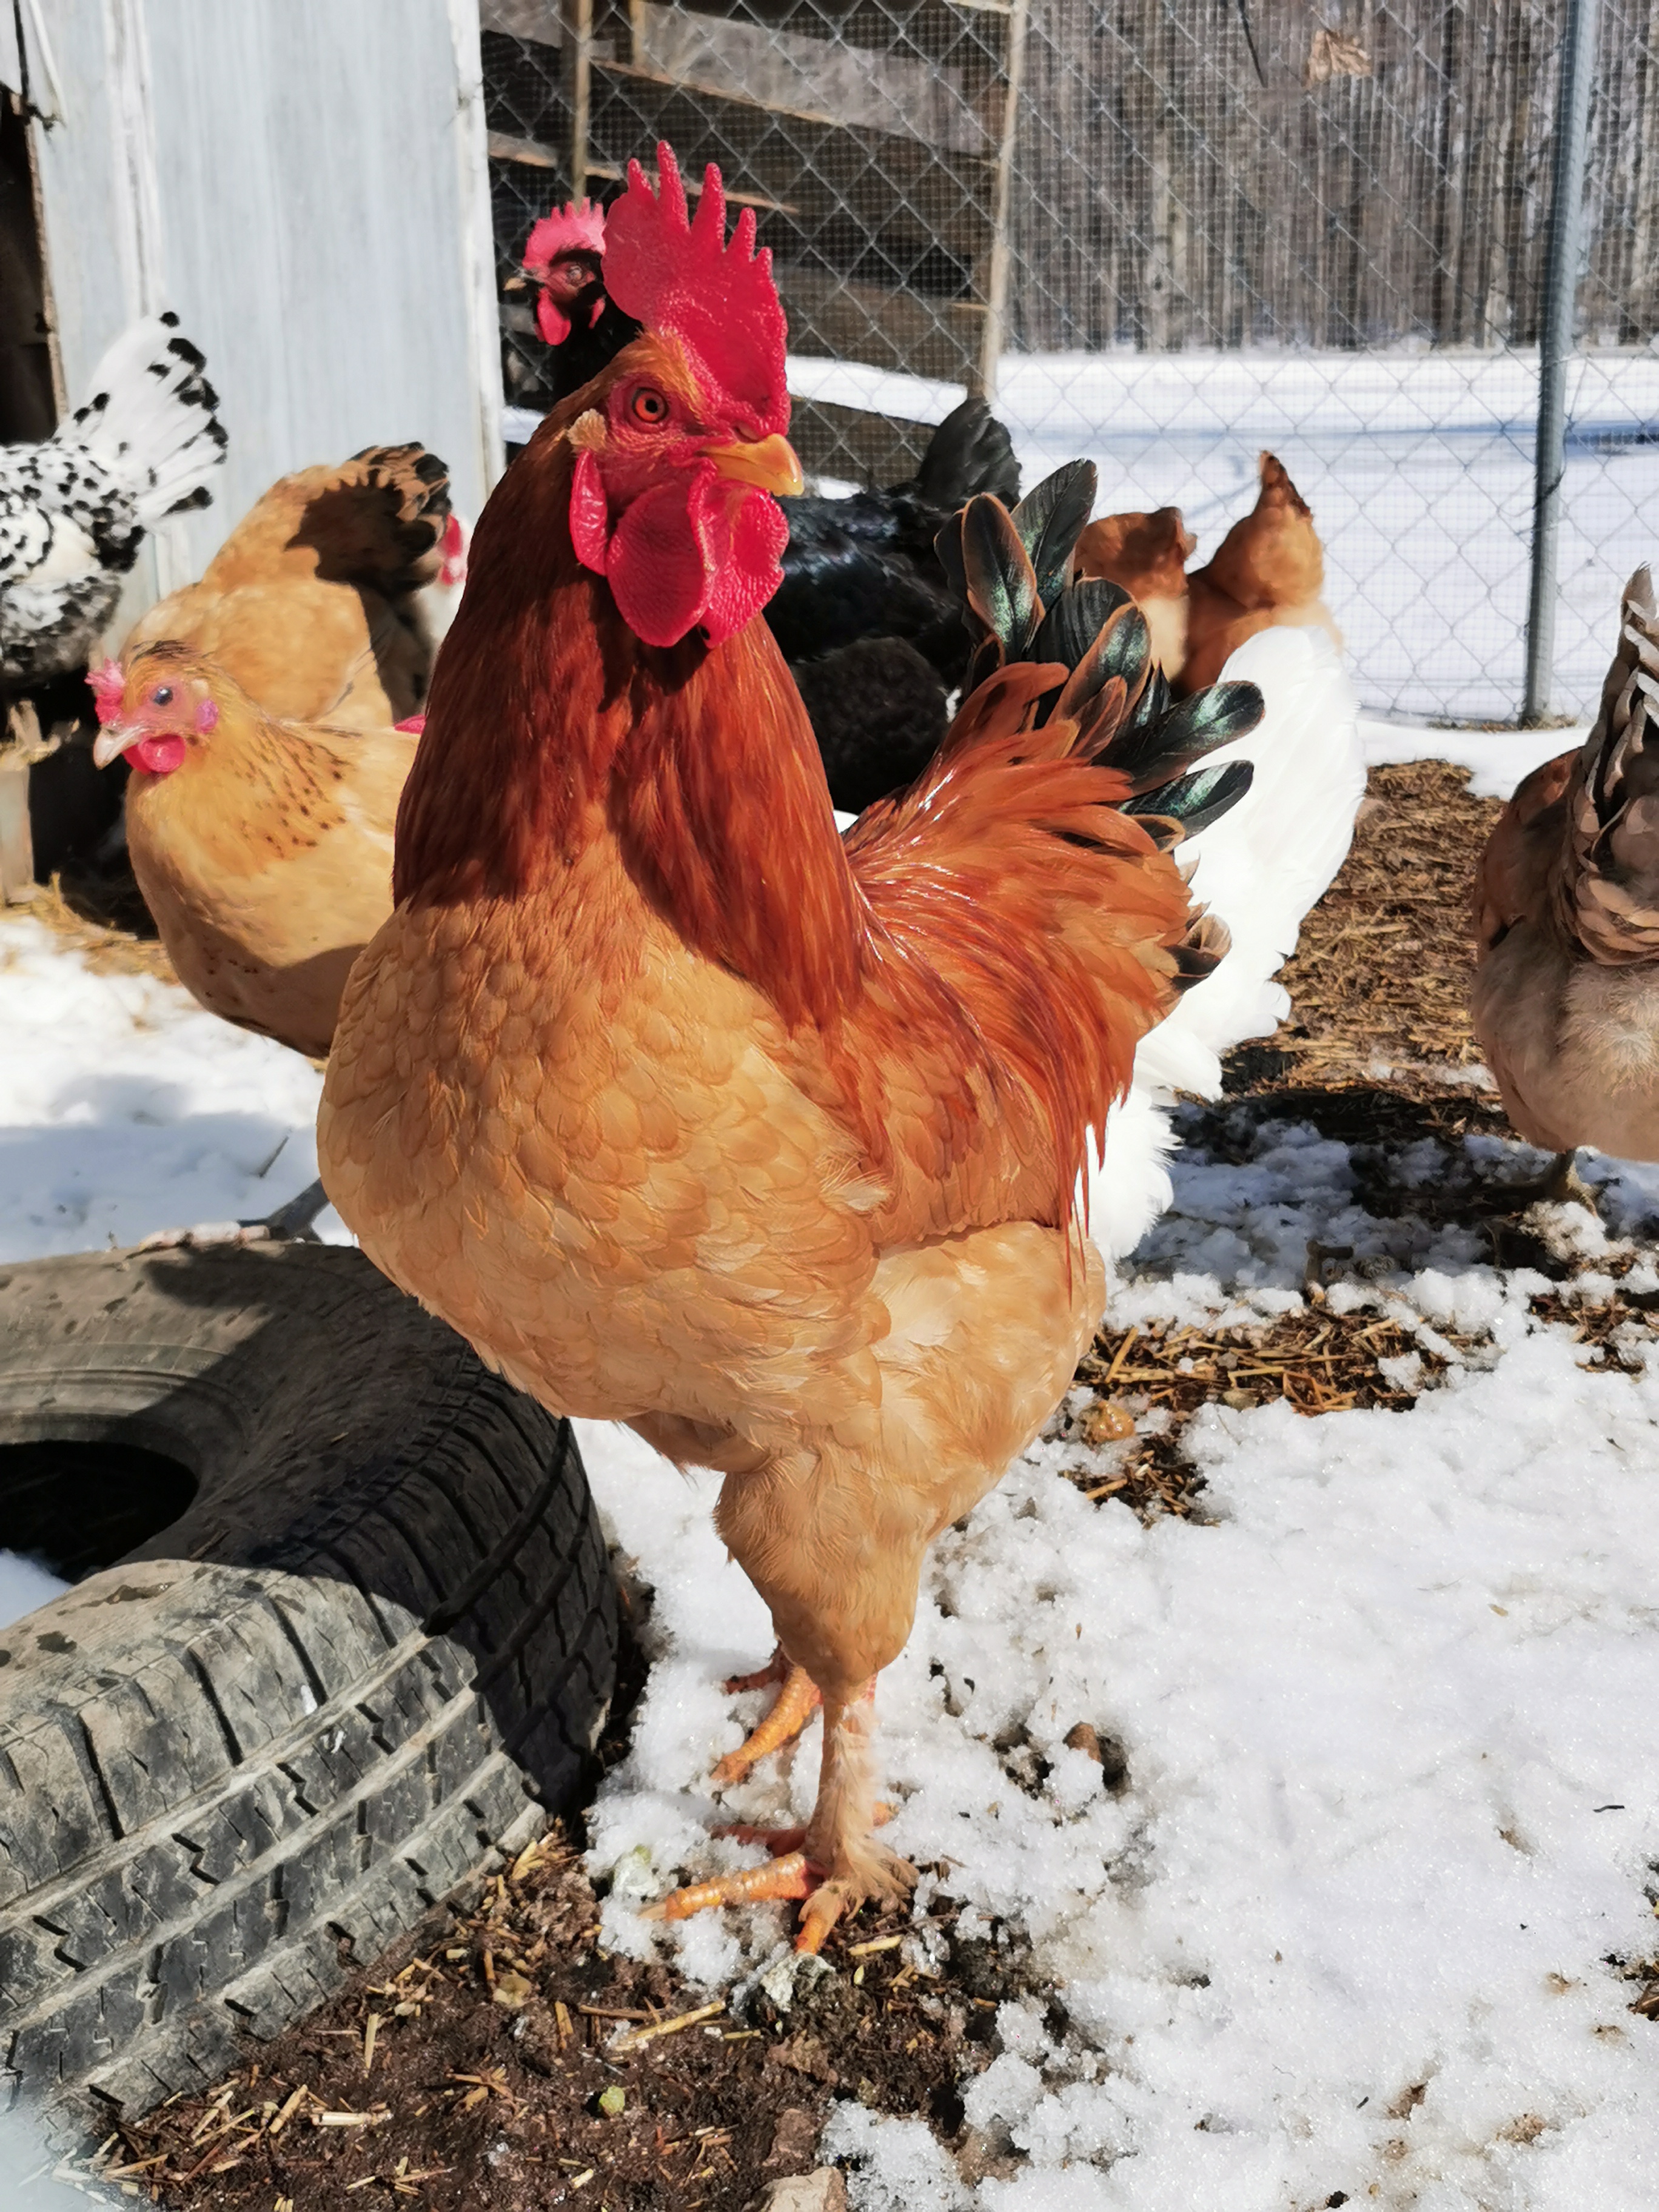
[
  {"left": 706, "top": 434, "right": 805, "bottom": 498},
  {"left": 93, "top": 723, "right": 140, "bottom": 769}
]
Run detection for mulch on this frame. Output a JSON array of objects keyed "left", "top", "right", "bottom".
[
  {"left": 1062, "top": 1302, "right": 1490, "bottom": 1521},
  {"left": 94, "top": 1831, "right": 1031, "bottom": 2212},
  {"left": 7, "top": 863, "right": 177, "bottom": 985},
  {"left": 1236, "top": 757, "right": 1506, "bottom": 1096}
]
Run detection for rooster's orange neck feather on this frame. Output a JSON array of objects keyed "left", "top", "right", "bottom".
[{"left": 394, "top": 426, "right": 863, "bottom": 1028}]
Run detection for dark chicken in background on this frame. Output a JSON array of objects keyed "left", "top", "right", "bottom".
[{"left": 517, "top": 196, "right": 1020, "bottom": 811}]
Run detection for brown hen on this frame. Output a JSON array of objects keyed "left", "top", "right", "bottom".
[
  {"left": 95, "top": 643, "right": 412, "bottom": 1057},
  {"left": 118, "top": 443, "right": 463, "bottom": 732},
  {"left": 1182, "top": 451, "right": 1341, "bottom": 691},
  {"left": 1073, "top": 504, "right": 1196, "bottom": 675},
  {"left": 1472, "top": 568, "right": 1659, "bottom": 1178}
]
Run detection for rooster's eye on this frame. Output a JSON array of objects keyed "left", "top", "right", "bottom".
[
  {"left": 630, "top": 387, "right": 669, "bottom": 426},
  {"left": 150, "top": 685, "right": 173, "bottom": 706}
]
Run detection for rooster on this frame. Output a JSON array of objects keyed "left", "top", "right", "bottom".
[
  {"left": 116, "top": 443, "right": 464, "bottom": 732},
  {"left": 515, "top": 193, "right": 1020, "bottom": 812},
  {"left": 1471, "top": 568, "right": 1659, "bottom": 1204},
  {"left": 0, "top": 313, "right": 225, "bottom": 690},
  {"left": 92, "top": 642, "right": 412, "bottom": 1060},
  {"left": 514, "top": 195, "right": 632, "bottom": 409},
  {"left": 319, "top": 146, "right": 1272, "bottom": 1949},
  {"left": 1182, "top": 451, "right": 1341, "bottom": 691}
]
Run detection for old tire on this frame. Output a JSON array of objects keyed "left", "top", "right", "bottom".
[{"left": 0, "top": 1241, "right": 617, "bottom": 2135}]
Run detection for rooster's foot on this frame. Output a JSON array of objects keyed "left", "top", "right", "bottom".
[
  {"left": 723, "top": 1645, "right": 791, "bottom": 1695},
  {"left": 794, "top": 1848, "right": 917, "bottom": 1955},
  {"left": 644, "top": 1826, "right": 913, "bottom": 1954},
  {"left": 711, "top": 1661, "right": 820, "bottom": 1789}
]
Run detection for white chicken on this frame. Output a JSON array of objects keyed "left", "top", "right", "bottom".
[
  {"left": 0, "top": 313, "right": 226, "bottom": 689},
  {"left": 1088, "top": 624, "right": 1364, "bottom": 1262}
]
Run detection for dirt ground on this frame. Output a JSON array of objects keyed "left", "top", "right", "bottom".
[
  {"left": 47, "top": 750, "right": 1659, "bottom": 2209},
  {"left": 96, "top": 1829, "right": 1031, "bottom": 2212}
]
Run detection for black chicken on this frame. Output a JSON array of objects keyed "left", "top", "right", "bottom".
[{"left": 514, "top": 199, "right": 1021, "bottom": 813}]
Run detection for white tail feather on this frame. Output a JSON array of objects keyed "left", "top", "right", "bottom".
[
  {"left": 61, "top": 313, "right": 226, "bottom": 528},
  {"left": 1090, "top": 625, "right": 1364, "bottom": 1263}
]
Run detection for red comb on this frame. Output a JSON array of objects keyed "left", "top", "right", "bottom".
[
  {"left": 522, "top": 198, "right": 606, "bottom": 275},
  {"left": 602, "top": 143, "right": 788, "bottom": 438},
  {"left": 89, "top": 658, "right": 126, "bottom": 725}
]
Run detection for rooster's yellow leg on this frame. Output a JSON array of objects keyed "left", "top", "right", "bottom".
[
  {"left": 711, "top": 1663, "right": 821, "bottom": 1788},
  {"left": 650, "top": 1687, "right": 912, "bottom": 1951},
  {"left": 794, "top": 1689, "right": 916, "bottom": 1953}
]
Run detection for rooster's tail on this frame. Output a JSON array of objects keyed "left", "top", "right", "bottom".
[
  {"left": 923, "top": 458, "right": 1359, "bottom": 1263},
  {"left": 843, "top": 463, "right": 1263, "bottom": 1244},
  {"left": 931, "top": 459, "right": 1262, "bottom": 835},
  {"left": 62, "top": 313, "right": 227, "bottom": 528}
]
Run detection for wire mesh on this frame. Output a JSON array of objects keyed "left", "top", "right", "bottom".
[{"left": 481, "top": 0, "right": 1658, "bottom": 724}]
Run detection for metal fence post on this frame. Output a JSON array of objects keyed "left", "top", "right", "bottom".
[{"left": 1523, "top": 0, "right": 1603, "bottom": 727}]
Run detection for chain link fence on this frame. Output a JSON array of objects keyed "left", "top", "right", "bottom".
[{"left": 481, "top": 0, "right": 1658, "bottom": 725}]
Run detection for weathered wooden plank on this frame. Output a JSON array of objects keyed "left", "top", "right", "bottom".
[
  {"left": 586, "top": 58, "right": 998, "bottom": 263},
  {"left": 780, "top": 266, "right": 985, "bottom": 384}
]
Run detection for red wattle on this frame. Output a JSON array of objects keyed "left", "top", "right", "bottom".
[
  {"left": 535, "top": 292, "right": 573, "bottom": 347},
  {"left": 129, "top": 734, "right": 186, "bottom": 776},
  {"left": 607, "top": 477, "right": 718, "bottom": 648},
  {"left": 699, "top": 481, "right": 789, "bottom": 646},
  {"left": 575, "top": 455, "right": 788, "bottom": 650}
]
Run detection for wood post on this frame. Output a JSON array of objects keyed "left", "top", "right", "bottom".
[{"left": 1523, "top": 0, "right": 1603, "bottom": 727}]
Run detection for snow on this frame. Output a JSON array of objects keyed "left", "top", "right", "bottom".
[
  {"left": 786, "top": 345, "right": 1658, "bottom": 726},
  {"left": 6, "top": 799, "right": 1659, "bottom": 2202},
  {"left": 0, "top": 2110, "right": 91, "bottom": 2206},
  {"left": 0, "top": 1553, "right": 72, "bottom": 1635},
  {"left": 0, "top": 917, "right": 345, "bottom": 1265},
  {"left": 575, "top": 1107, "right": 1659, "bottom": 2208}
]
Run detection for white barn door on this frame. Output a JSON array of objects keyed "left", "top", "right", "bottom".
[{"left": 11, "top": 0, "right": 501, "bottom": 608}]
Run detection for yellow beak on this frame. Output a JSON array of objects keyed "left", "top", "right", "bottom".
[
  {"left": 706, "top": 433, "right": 805, "bottom": 498},
  {"left": 92, "top": 723, "right": 141, "bottom": 769}
]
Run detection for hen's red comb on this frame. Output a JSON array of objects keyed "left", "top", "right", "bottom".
[
  {"left": 521, "top": 198, "right": 606, "bottom": 275},
  {"left": 602, "top": 142, "right": 789, "bottom": 438},
  {"left": 89, "top": 658, "right": 126, "bottom": 725}
]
